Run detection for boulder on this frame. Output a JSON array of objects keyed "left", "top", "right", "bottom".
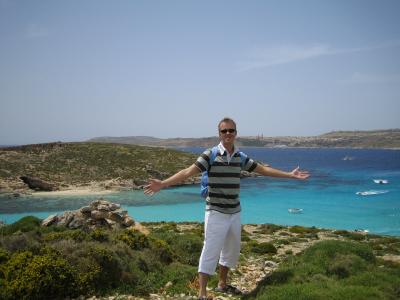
[
  {"left": 123, "top": 216, "right": 135, "bottom": 227},
  {"left": 108, "top": 210, "right": 125, "bottom": 222},
  {"left": 80, "top": 206, "right": 92, "bottom": 214},
  {"left": 97, "top": 204, "right": 109, "bottom": 211},
  {"left": 42, "top": 214, "right": 58, "bottom": 226},
  {"left": 109, "top": 203, "right": 121, "bottom": 211},
  {"left": 58, "top": 211, "right": 75, "bottom": 227},
  {"left": 68, "top": 216, "right": 86, "bottom": 229},
  {"left": 19, "top": 176, "right": 57, "bottom": 191},
  {"left": 91, "top": 210, "right": 109, "bottom": 220}
]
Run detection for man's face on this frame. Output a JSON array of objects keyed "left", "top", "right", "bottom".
[{"left": 218, "top": 121, "right": 237, "bottom": 146}]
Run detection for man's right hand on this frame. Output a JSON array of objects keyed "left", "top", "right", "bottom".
[{"left": 144, "top": 178, "right": 163, "bottom": 196}]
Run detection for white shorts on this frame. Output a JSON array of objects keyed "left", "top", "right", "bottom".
[{"left": 198, "top": 210, "right": 241, "bottom": 275}]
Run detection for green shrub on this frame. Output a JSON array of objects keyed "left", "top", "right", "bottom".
[
  {"left": 302, "top": 240, "right": 375, "bottom": 267},
  {"left": 246, "top": 240, "right": 277, "bottom": 255},
  {"left": 117, "top": 229, "right": 149, "bottom": 250},
  {"left": 243, "top": 240, "right": 395, "bottom": 300},
  {"left": 89, "top": 228, "right": 109, "bottom": 242},
  {"left": 150, "top": 230, "right": 203, "bottom": 266},
  {"left": 276, "top": 239, "right": 290, "bottom": 245},
  {"left": 0, "top": 232, "right": 41, "bottom": 253},
  {"left": 1, "top": 249, "right": 78, "bottom": 300},
  {"left": 87, "top": 245, "right": 122, "bottom": 291},
  {"left": 257, "top": 223, "right": 284, "bottom": 234},
  {"left": 149, "top": 238, "right": 175, "bottom": 264},
  {"left": 0, "top": 247, "right": 9, "bottom": 263},
  {"left": 161, "top": 262, "right": 197, "bottom": 295},
  {"left": 242, "top": 229, "right": 251, "bottom": 242},
  {"left": 333, "top": 230, "right": 368, "bottom": 241},
  {"left": 0, "top": 216, "right": 41, "bottom": 236},
  {"left": 161, "top": 222, "right": 179, "bottom": 232},
  {"left": 49, "top": 240, "right": 126, "bottom": 295},
  {"left": 289, "top": 226, "right": 320, "bottom": 234},
  {"left": 43, "top": 229, "right": 90, "bottom": 242},
  {"left": 327, "top": 254, "right": 367, "bottom": 278},
  {"left": 241, "top": 235, "right": 251, "bottom": 242},
  {"left": 171, "top": 233, "right": 203, "bottom": 266}
]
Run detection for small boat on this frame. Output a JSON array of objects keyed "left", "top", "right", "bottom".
[
  {"left": 354, "top": 229, "right": 369, "bottom": 234},
  {"left": 373, "top": 179, "right": 389, "bottom": 184},
  {"left": 288, "top": 208, "right": 303, "bottom": 214},
  {"left": 356, "top": 190, "right": 389, "bottom": 196},
  {"left": 342, "top": 156, "right": 354, "bottom": 161}
]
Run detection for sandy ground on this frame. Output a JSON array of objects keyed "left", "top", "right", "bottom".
[{"left": 31, "top": 188, "right": 118, "bottom": 197}]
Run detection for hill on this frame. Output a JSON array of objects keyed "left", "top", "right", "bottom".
[
  {"left": 0, "top": 142, "right": 198, "bottom": 195},
  {"left": 88, "top": 129, "right": 400, "bottom": 149}
]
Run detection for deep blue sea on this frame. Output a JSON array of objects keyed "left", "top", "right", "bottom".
[{"left": 1, "top": 147, "right": 399, "bottom": 236}]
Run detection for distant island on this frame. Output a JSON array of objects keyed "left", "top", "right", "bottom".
[{"left": 88, "top": 129, "right": 400, "bottom": 149}]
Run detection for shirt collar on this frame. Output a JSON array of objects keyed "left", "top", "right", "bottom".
[{"left": 218, "top": 142, "right": 239, "bottom": 156}]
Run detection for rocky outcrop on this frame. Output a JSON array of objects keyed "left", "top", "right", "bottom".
[
  {"left": 20, "top": 176, "right": 57, "bottom": 191},
  {"left": 41, "top": 199, "right": 145, "bottom": 232}
]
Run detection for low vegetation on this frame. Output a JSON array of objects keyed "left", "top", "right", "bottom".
[
  {"left": 0, "top": 217, "right": 203, "bottom": 299},
  {"left": 243, "top": 240, "right": 400, "bottom": 300},
  {"left": 0, "top": 218, "right": 399, "bottom": 299}
]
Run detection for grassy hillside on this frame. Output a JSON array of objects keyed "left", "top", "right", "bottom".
[{"left": 0, "top": 142, "right": 197, "bottom": 191}]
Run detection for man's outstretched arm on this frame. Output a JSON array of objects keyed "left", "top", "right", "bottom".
[
  {"left": 254, "top": 164, "right": 310, "bottom": 180},
  {"left": 144, "top": 164, "right": 201, "bottom": 195}
]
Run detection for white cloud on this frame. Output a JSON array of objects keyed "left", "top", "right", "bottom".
[
  {"left": 237, "top": 44, "right": 332, "bottom": 71},
  {"left": 26, "top": 23, "right": 49, "bottom": 39},
  {"left": 237, "top": 40, "right": 400, "bottom": 72}
]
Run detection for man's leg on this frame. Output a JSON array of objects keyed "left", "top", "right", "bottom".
[
  {"left": 198, "top": 211, "right": 230, "bottom": 297},
  {"left": 218, "top": 212, "right": 241, "bottom": 289},
  {"left": 198, "top": 272, "right": 209, "bottom": 298},
  {"left": 218, "top": 264, "right": 229, "bottom": 289}
]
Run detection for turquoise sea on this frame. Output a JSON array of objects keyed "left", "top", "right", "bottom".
[{"left": 1, "top": 147, "right": 399, "bottom": 236}]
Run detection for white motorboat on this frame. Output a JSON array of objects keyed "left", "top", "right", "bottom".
[
  {"left": 342, "top": 156, "right": 354, "bottom": 161},
  {"left": 356, "top": 190, "right": 389, "bottom": 196},
  {"left": 373, "top": 179, "right": 389, "bottom": 184},
  {"left": 288, "top": 208, "right": 303, "bottom": 214}
]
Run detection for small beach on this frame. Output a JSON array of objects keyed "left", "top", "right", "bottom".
[{"left": 32, "top": 187, "right": 118, "bottom": 197}]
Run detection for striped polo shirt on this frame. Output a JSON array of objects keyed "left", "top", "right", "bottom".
[{"left": 195, "top": 144, "right": 258, "bottom": 214}]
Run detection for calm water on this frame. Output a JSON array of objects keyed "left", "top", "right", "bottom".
[{"left": 1, "top": 148, "right": 399, "bottom": 236}]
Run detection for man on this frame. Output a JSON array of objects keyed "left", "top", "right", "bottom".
[{"left": 144, "top": 117, "right": 309, "bottom": 300}]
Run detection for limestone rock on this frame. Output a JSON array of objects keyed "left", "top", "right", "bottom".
[
  {"left": 41, "top": 199, "right": 140, "bottom": 231},
  {"left": 80, "top": 206, "right": 92, "bottom": 213},
  {"left": 58, "top": 211, "right": 75, "bottom": 226},
  {"left": 41, "top": 214, "right": 58, "bottom": 226},
  {"left": 91, "top": 210, "right": 109, "bottom": 220},
  {"left": 123, "top": 216, "right": 135, "bottom": 227}
]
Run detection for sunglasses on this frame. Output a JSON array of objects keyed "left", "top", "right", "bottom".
[{"left": 220, "top": 128, "right": 236, "bottom": 134}]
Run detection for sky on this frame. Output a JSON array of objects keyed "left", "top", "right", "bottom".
[{"left": 1, "top": 0, "right": 400, "bottom": 145}]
